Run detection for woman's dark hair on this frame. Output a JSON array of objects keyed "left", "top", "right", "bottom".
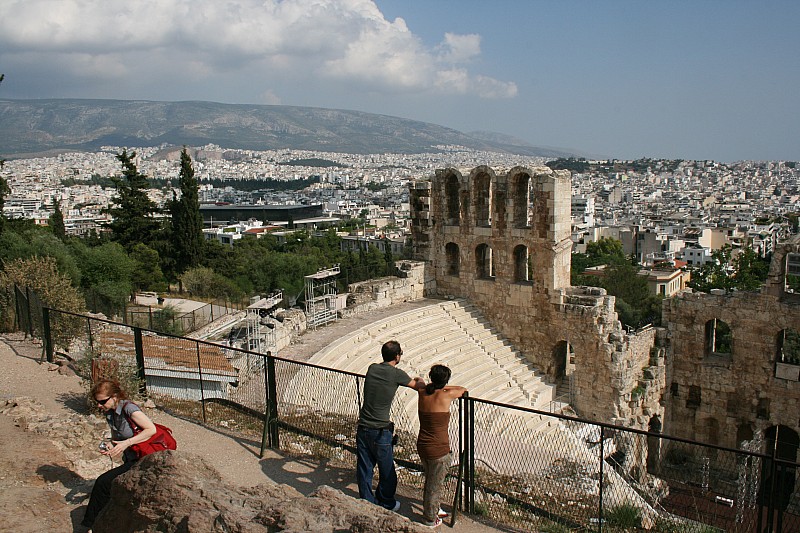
[
  {"left": 425, "top": 364, "right": 451, "bottom": 394},
  {"left": 90, "top": 379, "right": 128, "bottom": 401}
]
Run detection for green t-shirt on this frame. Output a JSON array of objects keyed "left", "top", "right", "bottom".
[{"left": 358, "top": 362, "right": 412, "bottom": 428}]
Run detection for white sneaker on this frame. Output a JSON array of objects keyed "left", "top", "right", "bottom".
[
  {"left": 390, "top": 500, "right": 401, "bottom": 512},
  {"left": 437, "top": 508, "right": 449, "bottom": 518}
]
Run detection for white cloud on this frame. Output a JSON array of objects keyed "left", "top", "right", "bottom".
[
  {"left": 0, "top": 0, "right": 516, "bottom": 100},
  {"left": 438, "top": 33, "right": 482, "bottom": 64}
]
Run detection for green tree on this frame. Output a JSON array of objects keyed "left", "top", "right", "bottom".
[
  {"left": 585, "top": 237, "right": 626, "bottom": 265},
  {"left": 71, "top": 241, "right": 134, "bottom": 315},
  {"left": 129, "top": 243, "right": 166, "bottom": 292},
  {"left": 48, "top": 197, "right": 66, "bottom": 241},
  {"left": 180, "top": 267, "right": 241, "bottom": 300},
  {"left": 732, "top": 247, "right": 770, "bottom": 291},
  {"left": 602, "top": 260, "right": 663, "bottom": 328},
  {"left": 571, "top": 237, "right": 627, "bottom": 285},
  {"left": 0, "top": 224, "right": 81, "bottom": 285},
  {"left": 169, "top": 148, "right": 204, "bottom": 275},
  {"left": 104, "top": 150, "right": 161, "bottom": 250},
  {"left": 689, "top": 245, "right": 770, "bottom": 293}
]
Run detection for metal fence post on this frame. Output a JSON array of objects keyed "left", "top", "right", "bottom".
[
  {"left": 195, "top": 342, "right": 207, "bottom": 423},
  {"left": 25, "top": 286, "right": 33, "bottom": 338},
  {"left": 87, "top": 317, "right": 94, "bottom": 353},
  {"left": 133, "top": 328, "right": 147, "bottom": 397},
  {"left": 598, "top": 428, "right": 605, "bottom": 533},
  {"left": 42, "top": 307, "right": 54, "bottom": 363},
  {"left": 266, "top": 354, "right": 271, "bottom": 459},
  {"left": 466, "top": 395, "right": 475, "bottom": 515},
  {"left": 260, "top": 351, "right": 280, "bottom": 457},
  {"left": 267, "top": 352, "right": 280, "bottom": 448}
]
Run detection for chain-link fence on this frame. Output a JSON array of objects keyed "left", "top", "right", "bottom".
[
  {"left": 123, "top": 297, "right": 246, "bottom": 335},
  {"left": 15, "top": 293, "right": 800, "bottom": 532}
]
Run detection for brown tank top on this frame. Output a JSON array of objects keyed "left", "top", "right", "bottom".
[{"left": 416, "top": 411, "right": 451, "bottom": 459}]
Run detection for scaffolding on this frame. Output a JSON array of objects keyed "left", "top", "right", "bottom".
[
  {"left": 245, "top": 290, "right": 283, "bottom": 356},
  {"left": 305, "top": 264, "right": 340, "bottom": 329}
]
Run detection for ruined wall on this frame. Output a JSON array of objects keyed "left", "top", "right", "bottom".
[
  {"left": 663, "top": 238, "right": 800, "bottom": 447},
  {"left": 339, "top": 260, "right": 431, "bottom": 318},
  {"left": 410, "top": 165, "right": 662, "bottom": 428}
]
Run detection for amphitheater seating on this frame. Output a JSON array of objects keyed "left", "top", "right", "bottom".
[{"left": 307, "top": 299, "right": 559, "bottom": 435}]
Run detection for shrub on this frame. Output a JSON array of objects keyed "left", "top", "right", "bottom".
[{"left": 604, "top": 503, "right": 642, "bottom": 529}]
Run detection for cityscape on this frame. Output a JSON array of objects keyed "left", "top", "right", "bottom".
[
  {"left": 3, "top": 146, "right": 798, "bottom": 297},
  {"left": 2, "top": 0, "right": 800, "bottom": 530}
]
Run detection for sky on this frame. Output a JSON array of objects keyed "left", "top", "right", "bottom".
[{"left": 1, "top": 0, "right": 799, "bottom": 162}]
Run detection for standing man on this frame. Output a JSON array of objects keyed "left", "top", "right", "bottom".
[{"left": 357, "top": 340, "right": 425, "bottom": 511}]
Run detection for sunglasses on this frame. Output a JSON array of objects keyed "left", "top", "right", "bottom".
[{"left": 96, "top": 397, "right": 112, "bottom": 405}]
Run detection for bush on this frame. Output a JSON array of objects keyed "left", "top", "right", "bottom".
[
  {"left": 0, "top": 256, "right": 86, "bottom": 349},
  {"left": 604, "top": 503, "right": 642, "bottom": 529}
]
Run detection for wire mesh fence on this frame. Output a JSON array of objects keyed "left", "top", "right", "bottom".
[{"left": 12, "top": 293, "right": 800, "bottom": 532}]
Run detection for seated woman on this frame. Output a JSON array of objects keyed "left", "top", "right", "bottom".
[
  {"left": 416, "top": 365, "right": 467, "bottom": 527},
  {"left": 81, "top": 379, "right": 156, "bottom": 532}
]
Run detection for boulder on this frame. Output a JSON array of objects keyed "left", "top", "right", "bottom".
[{"left": 95, "top": 451, "right": 425, "bottom": 532}]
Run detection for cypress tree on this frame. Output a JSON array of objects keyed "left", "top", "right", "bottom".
[
  {"left": 49, "top": 197, "right": 66, "bottom": 240},
  {"left": 170, "top": 148, "right": 204, "bottom": 274}
]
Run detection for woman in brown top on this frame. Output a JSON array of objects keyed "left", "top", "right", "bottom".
[{"left": 416, "top": 365, "right": 467, "bottom": 527}]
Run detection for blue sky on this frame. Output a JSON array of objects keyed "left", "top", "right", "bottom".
[{"left": 1, "top": 0, "right": 798, "bottom": 162}]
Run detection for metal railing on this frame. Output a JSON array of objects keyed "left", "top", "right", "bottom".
[
  {"left": 6, "top": 287, "right": 799, "bottom": 532},
  {"left": 123, "top": 297, "right": 246, "bottom": 334}
]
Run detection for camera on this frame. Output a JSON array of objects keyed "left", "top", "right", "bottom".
[{"left": 98, "top": 441, "right": 110, "bottom": 451}]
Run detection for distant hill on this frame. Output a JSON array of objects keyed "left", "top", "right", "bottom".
[{"left": 0, "top": 98, "right": 577, "bottom": 159}]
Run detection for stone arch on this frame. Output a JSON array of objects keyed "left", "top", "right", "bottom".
[
  {"left": 705, "top": 417, "right": 720, "bottom": 446},
  {"left": 551, "top": 340, "right": 575, "bottom": 381},
  {"left": 513, "top": 244, "right": 532, "bottom": 283},
  {"left": 444, "top": 173, "right": 460, "bottom": 225},
  {"left": 473, "top": 171, "right": 492, "bottom": 227},
  {"left": 445, "top": 242, "right": 460, "bottom": 276},
  {"left": 646, "top": 415, "right": 663, "bottom": 475},
  {"left": 736, "top": 423, "right": 754, "bottom": 448},
  {"left": 760, "top": 425, "right": 799, "bottom": 510},
  {"left": 704, "top": 318, "right": 732, "bottom": 358},
  {"left": 475, "top": 243, "right": 494, "bottom": 280},
  {"left": 511, "top": 171, "right": 531, "bottom": 228}
]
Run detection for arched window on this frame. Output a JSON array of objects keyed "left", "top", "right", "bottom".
[
  {"left": 474, "top": 173, "right": 491, "bottom": 227},
  {"left": 512, "top": 173, "right": 531, "bottom": 228},
  {"left": 445, "top": 175, "right": 460, "bottom": 225},
  {"left": 551, "top": 340, "right": 575, "bottom": 381},
  {"left": 704, "top": 318, "right": 732, "bottom": 357},
  {"left": 777, "top": 328, "right": 800, "bottom": 365},
  {"left": 785, "top": 253, "right": 800, "bottom": 293},
  {"left": 513, "top": 244, "right": 532, "bottom": 283},
  {"left": 445, "top": 242, "right": 460, "bottom": 276},
  {"left": 475, "top": 244, "right": 494, "bottom": 279}
]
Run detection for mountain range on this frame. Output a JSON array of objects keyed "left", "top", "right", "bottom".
[{"left": 0, "top": 99, "right": 576, "bottom": 159}]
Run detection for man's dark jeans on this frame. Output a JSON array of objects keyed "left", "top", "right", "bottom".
[{"left": 356, "top": 425, "right": 397, "bottom": 509}]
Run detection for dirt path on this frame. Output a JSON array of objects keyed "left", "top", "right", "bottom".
[{"left": 0, "top": 309, "right": 503, "bottom": 532}]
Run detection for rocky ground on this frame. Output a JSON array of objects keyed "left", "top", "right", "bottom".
[{"left": 0, "top": 319, "right": 501, "bottom": 532}]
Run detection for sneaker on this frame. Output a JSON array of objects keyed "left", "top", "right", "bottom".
[
  {"left": 437, "top": 508, "right": 449, "bottom": 518},
  {"left": 389, "top": 500, "right": 401, "bottom": 512},
  {"left": 422, "top": 517, "right": 443, "bottom": 527}
]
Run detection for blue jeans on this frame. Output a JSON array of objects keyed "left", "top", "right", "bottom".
[{"left": 356, "top": 425, "right": 397, "bottom": 509}]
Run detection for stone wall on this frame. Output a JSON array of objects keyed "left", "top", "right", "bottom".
[
  {"left": 409, "top": 165, "right": 662, "bottom": 429},
  {"left": 339, "top": 260, "right": 430, "bottom": 318},
  {"left": 663, "top": 237, "right": 800, "bottom": 447}
]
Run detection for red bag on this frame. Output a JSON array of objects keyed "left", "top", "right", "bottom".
[{"left": 123, "top": 403, "right": 177, "bottom": 458}]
